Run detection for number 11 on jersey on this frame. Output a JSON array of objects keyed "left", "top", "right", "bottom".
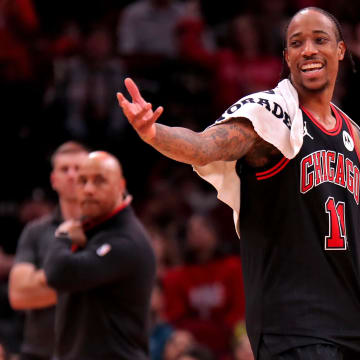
[{"left": 325, "top": 197, "right": 347, "bottom": 250}]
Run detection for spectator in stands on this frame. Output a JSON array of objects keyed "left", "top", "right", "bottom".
[
  {"left": 163, "top": 330, "right": 195, "bottom": 360},
  {"left": 0, "top": 0, "right": 39, "bottom": 82},
  {"left": 117, "top": 0, "right": 185, "bottom": 59},
  {"left": 163, "top": 213, "right": 245, "bottom": 358},
  {"left": 177, "top": 12, "right": 282, "bottom": 116},
  {"left": 231, "top": 322, "right": 254, "bottom": 360},
  {"left": 45, "top": 26, "right": 127, "bottom": 147},
  {"left": 150, "top": 279, "right": 174, "bottom": 360},
  {"left": 116, "top": 0, "right": 188, "bottom": 105},
  {"left": 148, "top": 228, "right": 182, "bottom": 279}
]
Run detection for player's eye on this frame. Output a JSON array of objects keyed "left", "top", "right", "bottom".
[
  {"left": 315, "top": 37, "right": 328, "bottom": 44},
  {"left": 289, "top": 40, "right": 301, "bottom": 47}
]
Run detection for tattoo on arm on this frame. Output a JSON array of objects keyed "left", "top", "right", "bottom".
[
  {"left": 149, "top": 117, "right": 280, "bottom": 167},
  {"left": 203, "top": 119, "right": 258, "bottom": 161},
  {"left": 151, "top": 118, "right": 259, "bottom": 166}
]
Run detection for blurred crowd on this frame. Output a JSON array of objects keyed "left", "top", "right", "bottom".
[{"left": 1, "top": 0, "right": 360, "bottom": 359}]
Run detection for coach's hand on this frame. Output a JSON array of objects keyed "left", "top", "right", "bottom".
[
  {"left": 117, "top": 78, "right": 164, "bottom": 143},
  {"left": 55, "top": 220, "right": 87, "bottom": 247}
]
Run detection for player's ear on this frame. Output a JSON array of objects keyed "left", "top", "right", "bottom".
[
  {"left": 284, "top": 48, "right": 289, "bottom": 67},
  {"left": 337, "top": 40, "right": 346, "bottom": 61},
  {"left": 119, "top": 178, "right": 126, "bottom": 192}
]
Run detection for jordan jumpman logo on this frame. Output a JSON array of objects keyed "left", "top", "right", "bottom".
[{"left": 303, "top": 121, "right": 314, "bottom": 140}]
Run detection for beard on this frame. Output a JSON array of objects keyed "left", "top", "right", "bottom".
[{"left": 290, "top": 74, "right": 330, "bottom": 94}]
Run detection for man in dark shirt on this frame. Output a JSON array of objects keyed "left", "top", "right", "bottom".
[
  {"left": 9, "top": 141, "right": 89, "bottom": 360},
  {"left": 44, "top": 151, "right": 156, "bottom": 360}
]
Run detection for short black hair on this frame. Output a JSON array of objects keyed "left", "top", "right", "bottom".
[{"left": 287, "top": 7, "right": 343, "bottom": 43}]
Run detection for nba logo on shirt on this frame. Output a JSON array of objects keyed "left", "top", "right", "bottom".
[{"left": 96, "top": 243, "right": 112, "bottom": 256}]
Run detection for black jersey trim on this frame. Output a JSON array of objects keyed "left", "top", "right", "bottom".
[
  {"left": 256, "top": 156, "right": 290, "bottom": 180},
  {"left": 301, "top": 104, "right": 342, "bottom": 136}
]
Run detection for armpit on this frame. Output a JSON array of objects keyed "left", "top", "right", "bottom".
[
  {"left": 217, "top": 117, "right": 281, "bottom": 167},
  {"left": 244, "top": 134, "right": 282, "bottom": 168}
]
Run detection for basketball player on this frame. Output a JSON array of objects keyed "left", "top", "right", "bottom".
[
  {"left": 43, "top": 151, "right": 156, "bottom": 360},
  {"left": 9, "top": 141, "right": 88, "bottom": 360},
  {"left": 117, "top": 7, "right": 360, "bottom": 360}
]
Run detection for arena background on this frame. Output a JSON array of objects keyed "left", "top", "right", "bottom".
[{"left": 1, "top": 0, "right": 360, "bottom": 358}]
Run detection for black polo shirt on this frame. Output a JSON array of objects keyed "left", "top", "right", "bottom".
[{"left": 44, "top": 205, "right": 156, "bottom": 360}]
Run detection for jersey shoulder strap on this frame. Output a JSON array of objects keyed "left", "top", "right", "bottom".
[{"left": 332, "top": 103, "right": 360, "bottom": 160}]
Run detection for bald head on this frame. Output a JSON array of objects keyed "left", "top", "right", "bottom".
[
  {"left": 85, "top": 151, "right": 124, "bottom": 179},
  {"left": 77, "top": 151, "right": 127, "bottom": 220}
]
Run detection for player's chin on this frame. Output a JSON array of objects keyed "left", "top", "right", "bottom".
[{"left": 301, "top": 78, "right": 329, "bottom": 93}]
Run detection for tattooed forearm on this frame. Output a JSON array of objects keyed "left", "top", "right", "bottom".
[
  {"left": 151, "top": 124, "right": 205, "bottom": 165},
  {"left": 149, "top": 118, "right": 261, "bottom": 166}
]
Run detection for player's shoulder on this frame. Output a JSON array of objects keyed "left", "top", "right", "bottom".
[
  {"left": 349, "top": 119, "right": 360, "bottom": 137},
  {"left": 335, "top": 105, "right": 360, "bottom": 140}
]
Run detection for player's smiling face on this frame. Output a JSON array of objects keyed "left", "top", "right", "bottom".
[{"left": 284, "top": 9, "right": 345, "bottom": 94}]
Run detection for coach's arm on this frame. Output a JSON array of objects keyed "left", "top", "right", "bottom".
[
  {"left": 44, "top": 233, "right": 137, "bottom": 292},
  {"left": 9, "top": 223, "right": 57, "bottom": 310},
  {"left": 9, "top": 264, "right": 57, "bottom": 310}
]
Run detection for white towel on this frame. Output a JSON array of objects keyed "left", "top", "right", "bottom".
[{"left": 193, "top": 79, "right": 304, "bottom": 237}]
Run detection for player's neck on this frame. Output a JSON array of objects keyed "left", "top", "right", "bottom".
[
  {"left": 299, "top": 89, "right": 335, "bottom": 130},
  {"left": 59, "top": 198, "right": 82, "bottom": 220}
]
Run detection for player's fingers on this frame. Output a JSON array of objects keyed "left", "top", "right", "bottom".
[
  {"left": 152, "top": 106, "right": 164, "bottom": 122},
  {"left": 116, "top": 92, "right": 129, "bottom": 107},
  {"left": 117, "top": 92, "right": 139, "bottom": 120},
  {"left": 124, "top": 78, "right": 147, "bottom": 106},
  {"left": 133, "top": 103, "right": 152, "bottom": 122}
]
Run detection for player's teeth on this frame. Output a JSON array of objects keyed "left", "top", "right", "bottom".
[{"left": 302, "top": 63, "right": 323, "bottom": 71}]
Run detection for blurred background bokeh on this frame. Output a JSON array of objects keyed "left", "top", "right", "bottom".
[{"left": 1, "top": 0, "right": 360, "bottom": 359}]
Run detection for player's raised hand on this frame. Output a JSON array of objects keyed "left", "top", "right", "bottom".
[{"left": 117, "top": 78, "right": 164, "bottom": 143}]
